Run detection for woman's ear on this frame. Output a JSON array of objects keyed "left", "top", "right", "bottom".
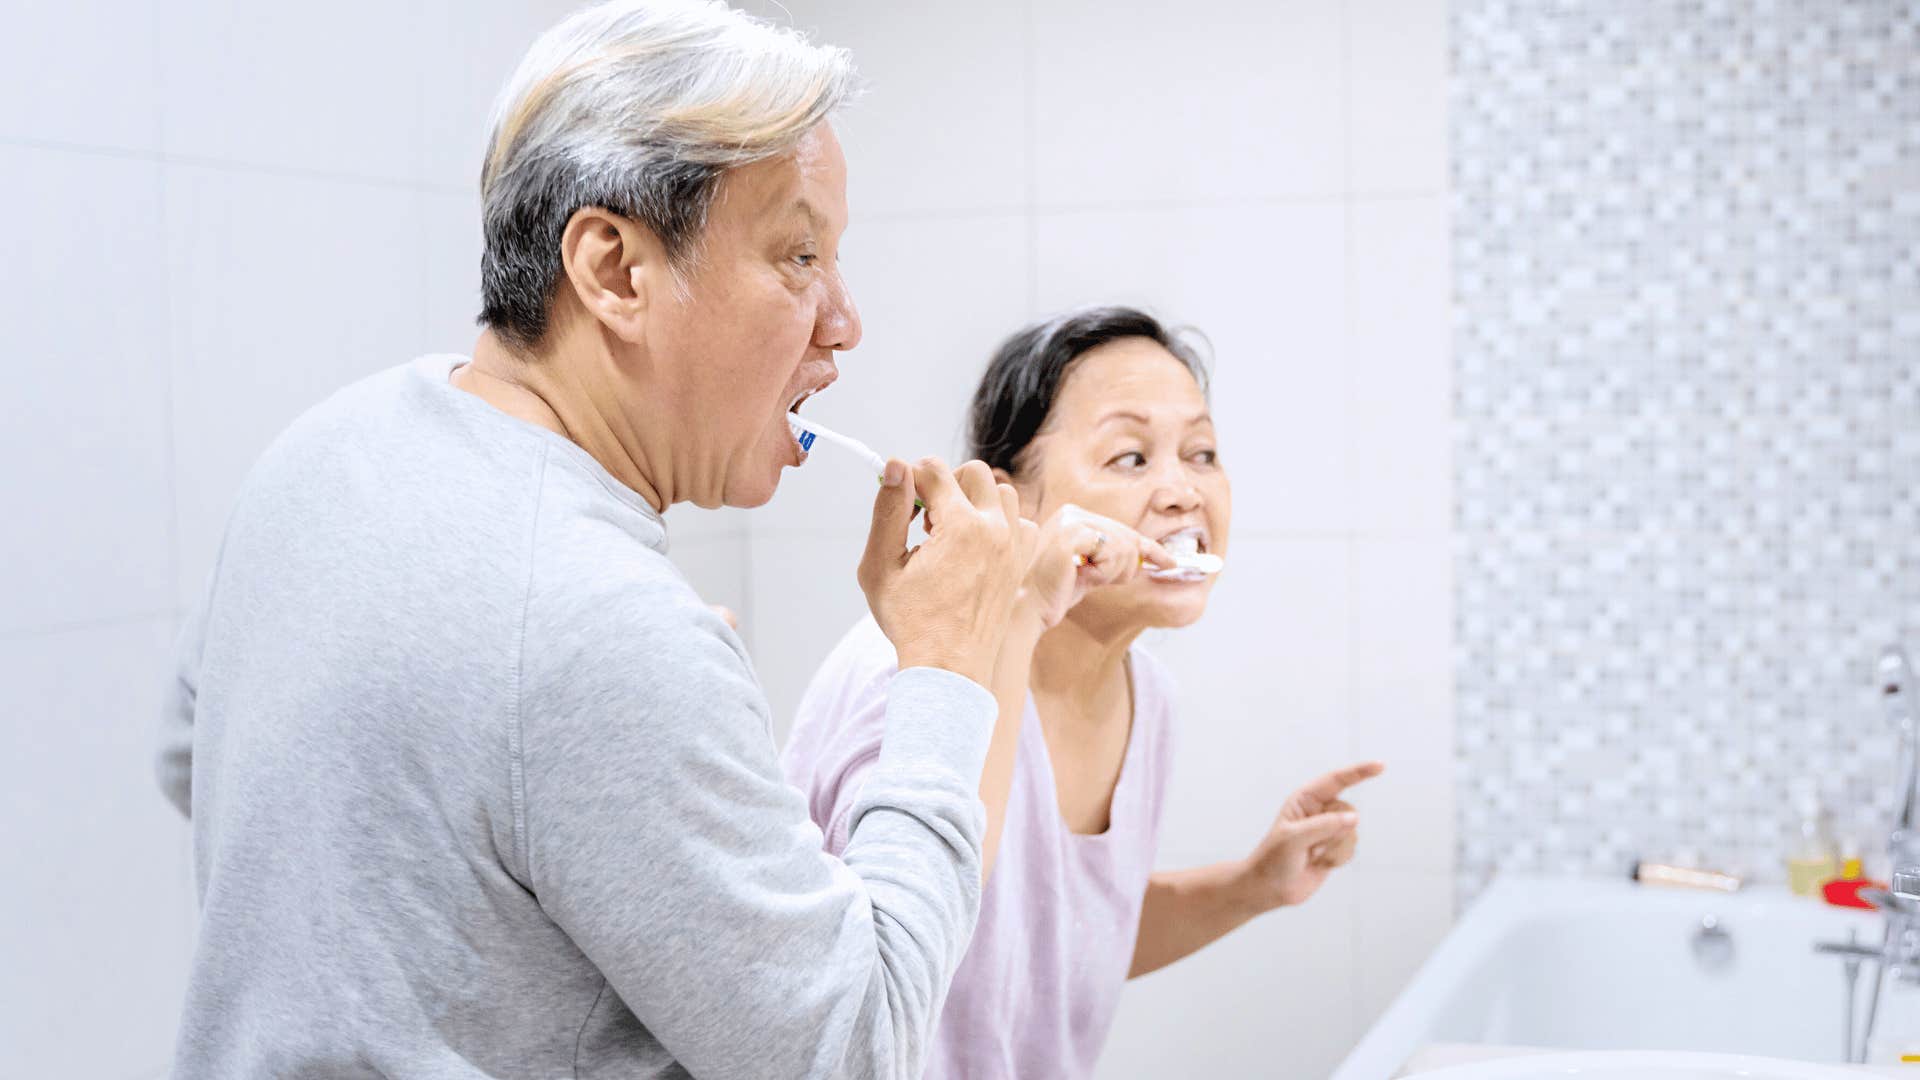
[
  {"left": 990, "top": 466, "right": 1013, "bottom": 486},
  {"left": 558, "top": 207, "right": 663, "bottom": 344}
]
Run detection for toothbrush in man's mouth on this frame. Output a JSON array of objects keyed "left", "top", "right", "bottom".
[
  {"left": 786, "top": 412, "right": 885, "bottom": 476},
  {"left": 786, "top": 412, "right": 925, "bottom": 509}
]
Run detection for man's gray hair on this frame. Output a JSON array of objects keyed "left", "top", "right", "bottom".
[{"left": 478, "top": 0, "right": 855, "bottom": 351}]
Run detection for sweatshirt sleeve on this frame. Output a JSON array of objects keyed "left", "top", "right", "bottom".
[{"left": 518, "top": 577, "right": 992, "bottom": 1080}]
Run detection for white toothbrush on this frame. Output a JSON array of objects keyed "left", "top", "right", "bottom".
[
  {"left": 787, "top": 412, "right": 887, "bottom": 477},
  {"left": 787, "top": 413, "right": 925, "bottom": 509},
  {"left": 1078, "top": 550, "right": 1225, "bottom": 576},
  {"left": 1161, "top": 552, "right": 1225, "bottom": 575}
]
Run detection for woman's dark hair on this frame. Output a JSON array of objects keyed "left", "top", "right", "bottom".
[{"left": 966, "top": 305, "right": 1210, "bottom": 478}]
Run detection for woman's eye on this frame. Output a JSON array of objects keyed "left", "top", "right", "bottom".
[
  {"left": 1190, "top": 449, "right": 1218, "bottom": 466},
  {"left": 1108, "top": 451, "right": 1147, "bottom": 470}
]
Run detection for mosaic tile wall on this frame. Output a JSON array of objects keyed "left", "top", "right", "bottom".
[{"left": 1452, "top": 0, "right": 1920, "bottom": 902}]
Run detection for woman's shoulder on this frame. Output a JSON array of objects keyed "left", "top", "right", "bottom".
[
  {"left": 789, "top": 616, "right": 899, "bottom": 735},
  {"left": 1126, "top": 640, "right": 1181, "bottom": 761},
  {"left": 780, "top": 615, "right": 901, "bottom": 828}
]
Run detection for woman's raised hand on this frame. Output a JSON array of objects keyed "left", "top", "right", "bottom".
[
  {"left": 1237, "top": 761, "right": 1386, "bottom": 911},
  {"left": 1016, "top": 504, "right": 1178, "bottom": 630},
  {"left": 859, "top": 458, "right": 1036, "bottom": 687}
]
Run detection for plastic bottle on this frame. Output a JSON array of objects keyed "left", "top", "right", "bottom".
[{"left": 1786, "top": 786, "right": 1837, "bottom": 897}]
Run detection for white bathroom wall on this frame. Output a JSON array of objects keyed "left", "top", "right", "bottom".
[
  {"left": 0, "top": 1, "right": 574, "bottom": 1075},
  {"left": 1, "top": 1, "right": 1449, "bottom": 1076},
  {"left": 726, "top": 1, "right": 1456, "bottom": 1076}
]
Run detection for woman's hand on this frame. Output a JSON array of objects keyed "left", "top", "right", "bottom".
[
  {"left": 859, "top": 458, "right": 1035, "bottom": 688},
  {"left": 1236, "top": 761, "right": 1385, "bottom": 912},
  {"left": 1017, "top": 504, "right": 1177, "bottom": 629}
]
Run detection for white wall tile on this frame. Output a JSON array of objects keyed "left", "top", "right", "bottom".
[
  {"left": 0, "top": 617, "right": 194, "bottom": 1078},
  {"left": 1350, "top": 866, "right": 1453, "bottom": 1035},
  {"left": 166, "top": 166, "right": 426, "bottom": 606},
  {"left": 736, "top": 0, "right": 1030, "bottom": 218},
  {"left": 1347, "top": 196, "right": 1451, "bottom": 536},
  {"left": 669, "top": 530, "right": 752, "bottom": 632},
  {"left": 1145, "top": 538, "right": 1353, "bottom": 866},
  {"left": 0, "top": 0, "right": 160, "bottom": 151},
  {"left": 1033, "top": 1, "right": 1344, "bottom": 206},
  {"left": 1035, "top": 204, "right": 1352, "bottom": 535},
  {"left": 746, "top": 529, "right": 872, "bottom": 741},
  {"left": 419, "top": 189, "right": 484, "bottom": 355},
  {"left": 0, "top": 146, "right": 174, "bottom": 633},
  {"left": 1347, "top": 0, "right": 1450, "bottom": 194},
  {"left": 1115, "top": 538, "right": 1361, "bottom": 1072},
  {"left": 1348, "top": 537, "right": 1454, "bottom": 875},
  {"left": 159, "top": 0, "right": 424, "bottom": 180},
  {"left": 758, "top": 213, "right": 1032, "bottom": 532},
  {"left": 1103, "top": 869, "right": 1361, "bottom": 1079},
  {"left": 416, "top": 0, "right": 575, "bottom": 189}
]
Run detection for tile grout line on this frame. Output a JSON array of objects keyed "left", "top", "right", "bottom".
[
  {"left": 153, "top": 0, "right": 183, "bottom": 623},
  {"left": 0, "top": 134, "right": 470, "bottom": 196},
  {"left": 0, "top": 609, "right": 180, "bottom": 643},
  {"left": 1022, "top": 0, "right": 1039, "bottom": 316}
]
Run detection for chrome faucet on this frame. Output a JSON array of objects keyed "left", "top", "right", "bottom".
[
  {"left": 1816, "top": 866, "right": 1920, "bottom": 1063},
  {"left": 1813, "top": 645, "right": 1920, "bottom": 1063},
  {"left": 1884, "top": 646, "right": 1919, "bottom": 870}
]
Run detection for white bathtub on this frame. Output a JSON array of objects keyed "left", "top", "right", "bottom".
[{"left": 1333, "top": 876, "right": 1888, "bottom": 1080}]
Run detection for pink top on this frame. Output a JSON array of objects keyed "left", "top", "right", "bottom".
[{"left": 782, "top": 617, "right": 1177, "bottom": 1080}]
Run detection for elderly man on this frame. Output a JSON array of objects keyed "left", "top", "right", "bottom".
[{"left": 155, "top": 2, "right": 1045, "bottom": 1076}]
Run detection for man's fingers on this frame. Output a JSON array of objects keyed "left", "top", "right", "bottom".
[
  {"left": 955, "top": 459, "right": 998, "bottom": 510},
  {"left": 998, "top": 481, "right": 1021, "bottom": 534},
  {"left": 911, "top": 457, "right": 972, "bottom": 523},
  {"left": 859, "top": 459, "right": 917, "bottom": 589}
]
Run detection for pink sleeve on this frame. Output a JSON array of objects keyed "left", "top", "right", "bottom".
[{"left": 780, "top": 617, "right": 903, "bottom": 856}]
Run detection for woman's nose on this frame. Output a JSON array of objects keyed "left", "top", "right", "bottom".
[
  {"left": 815, "top": 268, "right": 862, "bottom": 352},
  {"left": 1153, "top": 464, "right": 1203, "bottom": 513}
]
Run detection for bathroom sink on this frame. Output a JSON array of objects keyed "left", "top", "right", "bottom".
[{"left": 1403, "top": 1050, "right": 1868, "bottom": 1079}]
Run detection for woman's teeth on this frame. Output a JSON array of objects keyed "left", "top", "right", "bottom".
[{"left": 1163, "top": 533, "right": 1201, "bottom": 558}]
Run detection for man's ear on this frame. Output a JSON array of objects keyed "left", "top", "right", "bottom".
[{"left": 558, "top": 207, "right": 665, "bottom": 343}]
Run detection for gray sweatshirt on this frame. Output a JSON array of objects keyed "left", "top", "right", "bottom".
[{"left": 156, "top": 354, "right": 993, "bottom": 1079}]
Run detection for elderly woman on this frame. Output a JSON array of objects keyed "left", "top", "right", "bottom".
[
  {"left": 784, "top": 306, "right": 1385, "bottom": 1078},
  {"left": 153, "top": 3, "right": 1043, "bottom": 1077}
]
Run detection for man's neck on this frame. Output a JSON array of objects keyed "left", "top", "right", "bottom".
[{"left": 458, "top": 328, "right": 669, "bottom": 512}]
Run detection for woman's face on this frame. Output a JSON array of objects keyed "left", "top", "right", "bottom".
[
  {"left": 636, "top": 123, "right": 861, "bottom": 509},
  {"left": 1014, "top": 339, "right": 1231, "bottom": 633}
]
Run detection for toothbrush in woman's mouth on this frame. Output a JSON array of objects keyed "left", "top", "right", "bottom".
[
  {"left": 1147, "top": 525, "right": 1223, "bottom": 580},
  {"left": 1069, "top": 523, "right": 1224, "bottom": 579}
]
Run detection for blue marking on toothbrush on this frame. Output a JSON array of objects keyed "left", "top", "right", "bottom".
[{"left": 796, "top": 429, "right": 816, "bottom": 452}]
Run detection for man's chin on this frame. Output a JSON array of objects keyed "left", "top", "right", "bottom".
[{"left": 718, "top": 460, "right": 784, "bottom": 509}]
